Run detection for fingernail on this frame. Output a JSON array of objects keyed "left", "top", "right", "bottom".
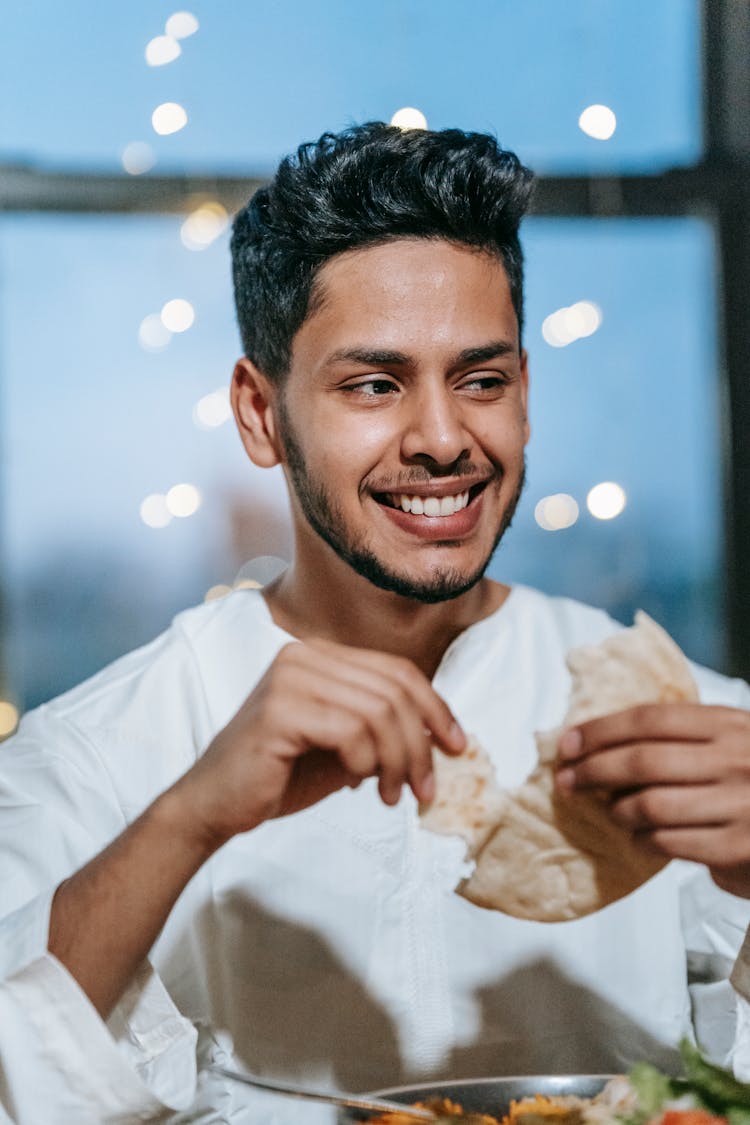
[
  {"left": 449, "top": 720, "right": 466, "bottom": 749},
  {"left": 558, "top": 728, "right": 582, "bottom": 760},
  {"left": 556, "top": 767, "right": 576, "bottom": 793},
  {"left": 418, "top": 771, "right": 435, "bottom": 804}
]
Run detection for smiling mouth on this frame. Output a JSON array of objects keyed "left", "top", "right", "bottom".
[{"left": 374, "top": 481, "right": 488, "bottom": 517}]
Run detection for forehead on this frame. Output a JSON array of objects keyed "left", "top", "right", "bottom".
[{"left": 293, "top": 239, "right": 519, "bottom": 366}]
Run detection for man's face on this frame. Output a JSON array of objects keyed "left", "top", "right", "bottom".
[{"left": 276, "top": 238, "right": 530, "bottom": 603}]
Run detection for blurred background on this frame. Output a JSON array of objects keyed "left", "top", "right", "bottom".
[{"left": 1, "top": 0, "right": 749, "bottom": 735}]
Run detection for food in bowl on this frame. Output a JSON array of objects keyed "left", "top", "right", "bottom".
[{"left": 364, "top": 1042, "right": 749, "bottom": 1125}]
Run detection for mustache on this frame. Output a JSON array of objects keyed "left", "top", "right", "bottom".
[{"left": 366, "top": 461, "right": 497, "bottom": 493}]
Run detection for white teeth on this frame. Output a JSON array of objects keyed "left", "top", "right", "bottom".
[{"left": 393, "top": 490, "right": 471, "bottom": 517}]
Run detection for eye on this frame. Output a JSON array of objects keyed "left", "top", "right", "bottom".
[
  {"left": 344, "top": 377, "right": 398, "bottom": 397},
  {"left": 459, "top": 372, "right": 510, "bottom": 394}
]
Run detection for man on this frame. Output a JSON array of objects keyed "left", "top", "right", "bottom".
[{"left": 2, "top": 122, "right": 750, "bottom": 1124}]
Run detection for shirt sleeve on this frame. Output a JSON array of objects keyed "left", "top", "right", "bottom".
[
  {"left": 0, "top": 714, "right": 198, "bottom": 1122},
  {"left": 679, "top": 667, "right": 750, "bottom": 1077}
]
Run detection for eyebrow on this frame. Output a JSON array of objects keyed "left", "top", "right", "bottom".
[{"left": 325, "top": 339, "right": 518, "bottom": 369}]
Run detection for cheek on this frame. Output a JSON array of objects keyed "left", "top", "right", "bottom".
[
  {"left": 319, "top": 412, "right": 394, "bottom": 469},
  {"left": 478, "top": 416, "right": 527, "bottom": 461}
]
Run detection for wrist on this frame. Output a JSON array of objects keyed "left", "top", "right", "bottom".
[{"left": 151, "top": 779, "right": 231, "bottom": 864}]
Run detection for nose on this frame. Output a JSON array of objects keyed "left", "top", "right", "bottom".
[{"left": 400, "top": 381, "right": 471, "bottom": 467}]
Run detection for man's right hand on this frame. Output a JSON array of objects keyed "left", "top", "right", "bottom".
[
  {"left": 171, "top": 638, "right": 467, "bottom": 851},
  {"left": 47, "top": 637, "right": 464, "bottom": 1019}
]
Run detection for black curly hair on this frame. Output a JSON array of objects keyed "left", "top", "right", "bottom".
[{"left": 231, "top": 122, "right": 535, "bottom": 381}]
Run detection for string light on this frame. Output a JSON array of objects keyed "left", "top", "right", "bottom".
[
  {"left": 140, "top": 494, "right": 172, "bottom": 528},
  {"left": 152, "top": 102, "right": 188, "bottom": 136},
  {"left": 204, "top": 584, "right": 232, "bottom": 602},
  {"left": 578, "top": 104, "right": 617, "bottom": 140},
  {"left": 0, "top": 701, "right": 19, "bottom": 739},
  {"left": 145, "top": 35, "right": 181, "bottom": 66},
  {"left": 166, "top": 482, "right": 202, "bottom": 518},
  {"left": 193, "top": 388, "right": 232, "bottom": 429},
  {"left": 180, "top": 202, "right": 229, "bottom": 251},
  {"left": 587, "top": 482, "right": 627, "bottom": 520},
  {"left": 122, "top": 142, "right": 155, "bottom": 175},
  {"left": 166, "top": 11, "right": 199, "bottom": 38},
  {"left": 138, "top": 314, "right": 172, "bottom": 352},
  {"left": 534, "top": 494, "right": 579, "bottom": 531},
  {"left": 160, "top": 298, "right": 195, "bottom": 332},
  {"left": 542, "top": 301, "right": 602, "bottom": 347},
  {"left": 234, "top": 557, "right": 288, "bottom": 586},
  {"left": 390, "top": 107, "right": 428, "bottom": 131}
]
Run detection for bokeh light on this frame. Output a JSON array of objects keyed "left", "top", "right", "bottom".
[
  {"left": 138, "top": 314, "right": 172, "bottom": 352},
  {"left": 152, "top": 102, "right": 188, "bottom": 136},
  {"left": 587, "top": 481, "right": 627, "bottom": 520},
  {"left": 578, "top": 104, "right": 617, "bottom": 140},
  {"left": 166, "top": 482, "right": 202, "bottom": 518},
  {"left": 140, "top": 493, "right": 172, "bottom": 528},
  {"left": 542, "top": 301, "right": 602, "bottom": 347},
  {"left": 0, "top": 701, "right": 19, "bottom": 738},
  {"left": 234, "top": 556, "right": 288, "bottom": 586},
  {"left": 204, "top": 584, "right": 232, "bottom": 602},
  {"left": 145, "top": 35, "right": 182, "bottom": 66},
  {"left": 160, "top": 298, "right": 195, "bottom": 332},
  {"left": 166, "top": 11, "right": 200, "bottom": 38},
  {"left": 390, "top": 107, "right": 428, "bottom": 131},
  {"left": 193, "top": 388, "right": 232, "bottom": 429},
  {"left": 534, "top": 493, "right": 580, "bottom": 531},
  {"left": 121, "top": 142, "right": 156, "bottom": 175},
  {"left": 180, "top": 202, "right": 229, "bottom": 251}
]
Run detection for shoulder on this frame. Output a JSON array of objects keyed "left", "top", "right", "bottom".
[
  {"left": 7, "top": 590, "right": 282, "bottom": 800},
  {"left": 501, "top": 584, "right": 621, "bottom": 651},
  {"left": 31, "top": 590, "right": 268, "bottom": 727}
]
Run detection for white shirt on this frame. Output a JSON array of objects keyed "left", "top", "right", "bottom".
[{"left": 2, "top": 584, "right": 750, "bottom": 1124}]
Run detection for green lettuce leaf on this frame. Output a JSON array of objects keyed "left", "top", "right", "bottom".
[
  {"left": 679, "top": 1040, "right": 750, "bottom": 1112},
  {"left": 628, "top": 1061, "right": 682, "bottom": 1117}
]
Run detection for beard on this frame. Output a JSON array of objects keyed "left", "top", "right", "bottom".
[{"left": 277, "top": 396, "right": 526, "bottom": 604}]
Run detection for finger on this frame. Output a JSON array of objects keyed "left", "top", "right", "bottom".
[
  {"left": 557, "top": 703, "right": 734, "bottom": 762},
  {"left": 282, "top": 748, "right": 365, "bottom": 815},
  {"left": 634, "top": 823, "right": 750, "bottom": 868},
  {"left": 272, "top": 684, "right": 382, "bottom": 778},
  {"left": 293, "top": 646, "right": 435, "bottom": 802},
  {"left": 609, "top": 782, "right": 746, "bottom": 831},
  {"left": 306, "top": 639, "right": 466, "bottom": 754},
  {"left": 556, "top": 741, "right": 726, "bottom": 793}
]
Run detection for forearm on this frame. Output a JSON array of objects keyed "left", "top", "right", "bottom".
[{"left": 48, "top": 785, "right": 219, "bottom": 1019}]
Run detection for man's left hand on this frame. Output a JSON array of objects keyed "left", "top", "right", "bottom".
[{"left": 555, "top": 703, "right": 750, "bottom": 898}]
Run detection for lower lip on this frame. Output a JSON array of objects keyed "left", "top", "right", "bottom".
[{"left": 375, "top": 489, "right": 485, "bottom": 540}]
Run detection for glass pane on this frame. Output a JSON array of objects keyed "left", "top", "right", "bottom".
[
  {"left": 491, "top": 215, "right": 723, "bottom": 669},
  {"left": 1, "top": 0, "right": 701, "bottom": 176},
  {"left": 0, "top": 212, "right": 722, "bottom": 715}
]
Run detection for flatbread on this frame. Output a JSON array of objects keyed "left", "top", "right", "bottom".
[
  {"left": 419, "top": 737, "right": 506, "bottom": 857},
  {"left": 421, "top": 612, "right": 699, "bottom": 922}
]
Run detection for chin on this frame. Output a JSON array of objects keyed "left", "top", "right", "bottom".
[{"left": 352, "top": 556, "right": 488, "bottom": 604}]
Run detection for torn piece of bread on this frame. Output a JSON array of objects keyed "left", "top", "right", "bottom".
[
  {"left": 419, "top": 736, "right": 506, "bottom": 857},
  {"left": 421, "top": 612, "right": 699, "bottom": 922}
]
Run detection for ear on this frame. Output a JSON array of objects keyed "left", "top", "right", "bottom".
[
  {"left": 231, "top": 358, "right": 282, "bottom": 468},
  {"left": 520, "top": 348, "right": 531, "bottom": 444}
]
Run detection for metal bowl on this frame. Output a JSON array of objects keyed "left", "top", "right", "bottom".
[{"left": 339, "top": 1074, "right": 614, "bottom": 1122}]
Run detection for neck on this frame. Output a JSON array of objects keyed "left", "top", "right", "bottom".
[{"left": 262, "top": 541, "right": 510, "bottom": 679}]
